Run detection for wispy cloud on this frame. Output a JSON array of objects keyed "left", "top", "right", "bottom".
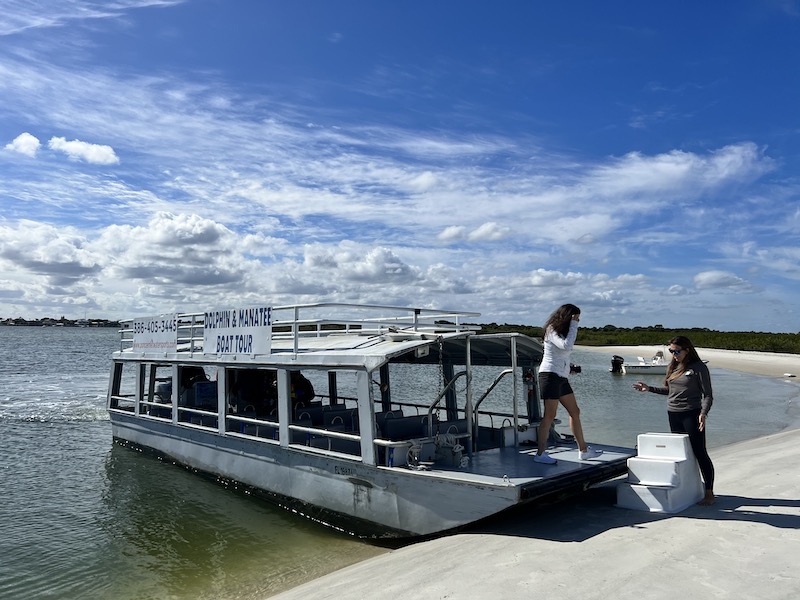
[{"left": 0, "top": 0, "right": 185, "bottom": 36}]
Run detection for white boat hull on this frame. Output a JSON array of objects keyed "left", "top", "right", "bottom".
[
  {"left": 621, "top": 364, "right": 667, "bottom": 375},
  {"left": 110, "top": 414, "right": 518, "bottom": 538}
]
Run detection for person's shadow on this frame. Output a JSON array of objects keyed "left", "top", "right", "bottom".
[{"left": 467, "top": 482, "right": 800, "bottom": 542}]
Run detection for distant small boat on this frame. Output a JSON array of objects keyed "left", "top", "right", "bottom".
[{"left": 611, "top": 351, "right": 669, "bottom": 375}]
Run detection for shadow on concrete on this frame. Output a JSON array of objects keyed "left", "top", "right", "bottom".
[{"left": 466, "top": 481, "right": 800, "bottom": 543}]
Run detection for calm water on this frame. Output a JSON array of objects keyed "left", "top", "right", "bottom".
[{"left": 1, "top": 328, "right": 797, "bottom": 599}]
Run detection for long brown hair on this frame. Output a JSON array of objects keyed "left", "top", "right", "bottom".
[
  {"left": 544, "top": 303, "right": 581, "bottom": 339},
  {"left": 665, "top": 335, "right": 702, "bottom": 383}
]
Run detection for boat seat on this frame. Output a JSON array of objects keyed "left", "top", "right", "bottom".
[
  {"left": 382, "top": 415, "right": 438, "bottom": 441},
  {"left": 295, "top": 403, "right": 326, "bottom": 425},
  {"left": 193, "top": 381, "right": 218, "bottom": 409},
  {"left": 375, "top": 410, "right": 403, "bottom": 436},
  {"left": 429, "top": 419, "right": 468, "bottom": 436},
  {"left": 323, "top": 408, "right": 358, "bottom": 431},
  {"left": 155, "top": 381, "right": 172, "bottom": 403}
]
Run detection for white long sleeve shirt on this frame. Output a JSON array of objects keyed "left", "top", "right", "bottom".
[{"left": 539, "top": 320, "right": 578, "bottom": 377}]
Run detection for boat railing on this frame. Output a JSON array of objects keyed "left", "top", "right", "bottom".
[
  {"left": 425, "top": 370, "right": 468, "bottom": 437},
  {"left": 287, "top": 423, "right": 360, "bottom": 443},
  {"left": 472, "top": 368, "right": 516, "bottom": 449},
  {"left": 117, "top": 302, "right": 481, "bottom": 355},
  {"left": 286, "top": 423, "right": 363, "bottom": 458},
  {"left": 176, "top": 405, "right": 219, "bottom": 428},
  {"left": 109, "top": 393, "right": 136, "bottom": 411},
  {"left": 472, "top": 368, "right": 513, "bottom": 418},
  {"left": 225, "top": 414, "right": 279, "bottom": 439}
]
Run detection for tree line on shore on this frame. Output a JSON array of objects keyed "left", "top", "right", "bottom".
[
  {"left": 4, "top": 316, "right": 799, "bottom": 354},
  {"left": 1, "top": 317, "right": 121, "bottom": 328},
  {"left": 478, "top": 323, "right": 800, "bottom": 354}
]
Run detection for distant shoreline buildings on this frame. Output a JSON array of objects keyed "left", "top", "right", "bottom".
[{"left": 1, "top": 317, "right": 120, "bottom": 328}]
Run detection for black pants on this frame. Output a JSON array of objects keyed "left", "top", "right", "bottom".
[{"left": 668, "top": 409, "right": 715, "bottom": 491}]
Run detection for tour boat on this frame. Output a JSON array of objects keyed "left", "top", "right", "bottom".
[{"left": 107, "top": 302, "right": 634, "bottom": 538}]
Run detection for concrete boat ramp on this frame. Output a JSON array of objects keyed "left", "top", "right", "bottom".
[{"left": 270, "top": 427, "right": 800, "bottom": 599}]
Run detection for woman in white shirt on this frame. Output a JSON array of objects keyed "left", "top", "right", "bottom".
[{"left": 534, "top": 303, "right": 602, "bottom": 464}]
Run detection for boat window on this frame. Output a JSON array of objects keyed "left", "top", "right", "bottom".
[
  {"left": 143, "top": 364, "right": 173, "bottom": 419},
  {"left": 176, "top": 365, "right": 219, "bottom": 428},
  {"left": 108, "top": 361, "right": 173, "bottom": 418},
  {"left": 226, "top": 368, "right": 278, "bottom": 418},
  {"left": 109, "top": 362, "right": 136, "bottom": 412}
]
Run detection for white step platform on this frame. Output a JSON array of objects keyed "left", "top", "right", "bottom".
[{"left": 616, "top": 433, "right": 704, "bottom": 513}]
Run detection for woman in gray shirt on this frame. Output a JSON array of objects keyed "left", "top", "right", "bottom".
[{"left": 634, "top": 335, "right": 715, "bottom": 505}]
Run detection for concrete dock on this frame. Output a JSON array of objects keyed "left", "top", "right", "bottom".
[{"left": 270, "top": 427, "right": 800, "bottom": 599}]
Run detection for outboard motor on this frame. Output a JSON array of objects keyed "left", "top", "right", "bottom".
[{"left": 610, "top": 355, "right": 625, "bottom": 374}]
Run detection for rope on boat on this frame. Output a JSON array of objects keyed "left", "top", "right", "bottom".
[
  {"left": 434, "top": 432, "right": 463, "bottom": 454},
  {"left": 407, "top": 440, "right": 423, "bottom": 467}
]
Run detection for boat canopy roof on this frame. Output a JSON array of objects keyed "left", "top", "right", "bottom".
[{"left": 115, "top": 302, "right": 543, "bottom": 370}]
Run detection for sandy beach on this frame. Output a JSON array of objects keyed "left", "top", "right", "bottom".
[
  {"left": 578, "top": 345, "right": 800, "bottom": 379},
  {"left": 269, "top": 348, "right": 800, "bottom": 600}
]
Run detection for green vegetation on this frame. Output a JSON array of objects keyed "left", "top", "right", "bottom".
[{"left": 477, "top": 323, "right": 800, "bottom": 354}]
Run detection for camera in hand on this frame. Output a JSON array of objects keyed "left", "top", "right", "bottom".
[{"left": 570, "top": 363, "right": 581, "bottom": 374}]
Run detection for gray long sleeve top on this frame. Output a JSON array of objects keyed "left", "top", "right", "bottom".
[{"left": 649, "top": 360, "right": 714, "bottom": 416}]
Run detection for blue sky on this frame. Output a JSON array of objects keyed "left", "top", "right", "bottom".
[{"left": 1, "top": 0, "right": 799, "bottom": 332}]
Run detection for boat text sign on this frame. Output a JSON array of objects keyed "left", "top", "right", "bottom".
[
  {"left": 204, "top": 307, "right": 272, "bottom": 355},
  {"left": 132, "top": 314, "right": 178, "bottom": 352}
]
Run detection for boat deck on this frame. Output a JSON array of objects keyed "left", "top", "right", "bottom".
[{"left": 394, "top": 441, "right": 636, "bottom": 500}]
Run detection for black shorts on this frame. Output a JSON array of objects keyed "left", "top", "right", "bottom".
[{"left": 538, "top": 372, "right": 573, "bottom": 400}]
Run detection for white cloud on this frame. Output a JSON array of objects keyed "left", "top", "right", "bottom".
[
  {"left": 529, "top": 269, "right": 584, "bottom": 287},
  {"left": 586, "top": 142, "right": 774, "bottom": 199},
  {"left": 406, "top": 171, "right": 438, "bottom": 192},
  {"left": 693, "top": 270, "right": 750, "bottom": 290},
  {"left": 0, "top": 220, "right": 102, "bottom": 288},
  {"left": 303, "top": 244, "right": 419, "bottom": 284},
  {"left": 438, "top": 226, "right": 466, "bottom": 242},
  {"left": 468, "top": 222, "right": 510, "bottom": 241},
  {"left": 48, "top": 137, "right": 120, "bottom": 165},
  {"left": 5, "top": 132, "right": 41, "bottom": 157},
  {"left": 664, "top": 285, "right": 690, "bottom": 296}
]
